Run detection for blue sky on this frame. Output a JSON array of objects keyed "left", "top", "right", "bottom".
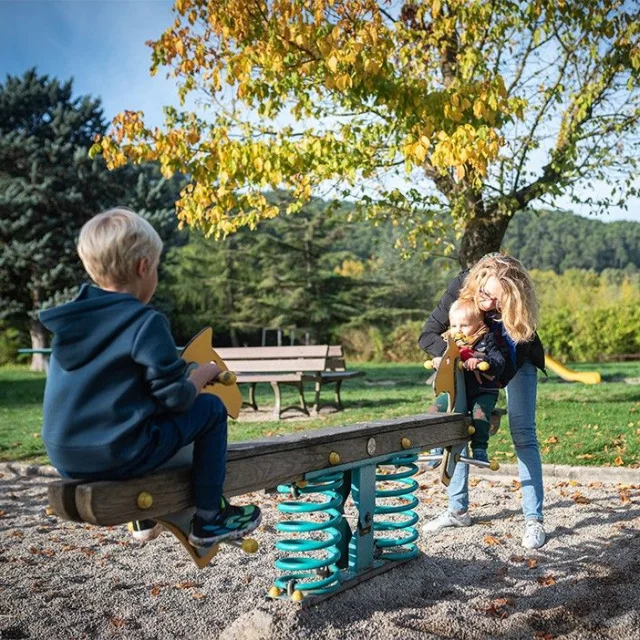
[{"left": 1, "top": 0, "right": 638, "bottom": 224}]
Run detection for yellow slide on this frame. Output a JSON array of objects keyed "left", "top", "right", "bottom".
[{"left": 545, "top": 355, "right": 602, "bottom": 385}]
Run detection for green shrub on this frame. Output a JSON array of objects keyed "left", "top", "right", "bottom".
[
  {"left": 0, "top": 324, "right": 22, "bottom": 365},
  {"left": 384, "top": 321, "right": 425, "bottom": 363}
]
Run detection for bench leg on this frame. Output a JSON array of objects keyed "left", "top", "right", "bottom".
[
  {"left": 312, "top": 379, "right": 322, "bottom": 414},
  {"left": 270, "top": 382, "right": 282, "bottom": 420},
  {"left": 334, "top": 379, "right": 344, "bottom": 411},
  {"left": 296, "top": 381, "right": 308, "bottom": 414},
  {"left": 248, "top": 382, "right": 258, "bottom": 411}
]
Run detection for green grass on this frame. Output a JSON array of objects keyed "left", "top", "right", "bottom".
[{"left": 1, "top": 361, "right": 639, "bottom": 467}]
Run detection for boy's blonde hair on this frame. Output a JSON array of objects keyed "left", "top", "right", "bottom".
[
  {"left": 77, "top": 208, "right": 163, "bottom": 288},
  {"left": 460, "top": 254, "right": 539, "bottom": 343},
  {"left": 449, "top": 298, "right": 482, "bottom": 322}
]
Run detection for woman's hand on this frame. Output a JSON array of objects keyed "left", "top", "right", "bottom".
[{"left": 431, "top": 357, "right": 442, "bottom": 370}]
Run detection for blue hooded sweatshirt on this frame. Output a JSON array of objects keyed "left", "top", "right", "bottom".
[{"left": 40, "top": 284, "right": 197, "bottom": 475}]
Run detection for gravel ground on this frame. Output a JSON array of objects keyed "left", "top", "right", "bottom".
[{"left": 1, "top": 465, "right": 639, "bottom": 640}]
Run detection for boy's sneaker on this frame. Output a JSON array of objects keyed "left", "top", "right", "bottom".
[
  {"left": 128, "top": 519, "right": 163, "bottom": 543},
  {"left": 522, "top": 519, "right": 546, "bottom": 549},
  {"left": 472, "top": 448, "right": 489, "bottom": 463},
  {"left": 422, "top": 509, "right": 472, "bottom": 534},
  {"left": 189, "top": 497, "right": 261, "bottom": 548}
]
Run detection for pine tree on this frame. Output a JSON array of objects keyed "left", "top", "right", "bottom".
[{"left": 0, "top": 70, "right": 182, "bottom": 369}]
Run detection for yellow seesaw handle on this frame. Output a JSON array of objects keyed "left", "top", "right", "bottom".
[
  {"left": 424, "top": 360, "right": 489, "bottom": 372},
  {"left": 217, "top": 370, "right": 237, "bottom": 385}
]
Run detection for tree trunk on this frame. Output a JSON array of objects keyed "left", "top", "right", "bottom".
[
  {"left": 458, "top": 205, "right": 512, "bottom": 268},
  {"left": 29, "top": 319, "right": 48, "bottom": 372}
]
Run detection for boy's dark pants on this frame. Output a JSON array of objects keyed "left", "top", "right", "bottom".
[
  {"left": 63, "top": 394, "right": 228, "bottom": 512},
  {"left": 433, "top": 390, "right": 498, "bottom": 453}
]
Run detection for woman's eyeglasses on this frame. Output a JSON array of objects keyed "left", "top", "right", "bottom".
[{"left": 479, "top": 287, "right": 501, "bottom": 308}]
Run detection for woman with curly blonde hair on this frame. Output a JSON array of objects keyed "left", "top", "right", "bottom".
[{"left": 418, "top": 253, "right": 547, "bottom": 549}]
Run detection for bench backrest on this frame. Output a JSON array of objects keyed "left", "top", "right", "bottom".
[
  {"left": 326, "top": 345, "right": 347, "bottom": 371},
  {"left": 215, "top": 345, "right": 329, "bottom": 373}
]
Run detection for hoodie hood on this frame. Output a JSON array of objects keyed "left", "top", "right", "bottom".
[{"left": 40, "top": 284, "right": 148, "bottom": 370}]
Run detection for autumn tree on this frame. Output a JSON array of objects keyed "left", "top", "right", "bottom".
[{"left": 96, "top": 0, "right": 640, "bottom": 266}]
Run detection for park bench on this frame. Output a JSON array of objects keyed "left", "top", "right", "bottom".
[
  {"left": 216, "top": 344, "right": 365, "bottom": 419},
  {"left": 48, "top": 411, "right": 472, "bottom": 605},
  {"left": 17, "top": 344, "right": 364, "bottom": 420}
]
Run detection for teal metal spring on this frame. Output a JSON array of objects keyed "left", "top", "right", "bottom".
[
  {"left": 373, "top": 453, "right": 420, "bottom": 561},
  {"left": 274, "top": 471, "right": 344, "bottom": 597}
]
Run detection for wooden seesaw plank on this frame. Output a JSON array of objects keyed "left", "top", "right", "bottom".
[{"left": 49, "top": 412, "right": 470, "bottom": 526}]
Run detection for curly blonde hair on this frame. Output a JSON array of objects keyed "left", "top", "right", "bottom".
[{"left": 459, "top": 254, "right": 539, "bottom": 343}]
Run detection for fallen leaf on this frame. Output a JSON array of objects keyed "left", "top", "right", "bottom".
[
  {"left": 572, "top": 493, "right": 591, "bottom": 504},
  {"left": 509, "top": 555, "right": 525, "bottom": 563},
  {"left": 483, "top": 535, "right": 502, "bottom": 546},
  {"left": 174, "top": 581, "right": 198, "bottom": 589},
  {"left": 150, "top": 585, "right": 162, "bottom": 597},
  {"left": 110, "top": 618, "right": 125, "bottom": 628},
  {"left": 545, "top": 435, "right": 559, "bottom": 444},
  {"left": 193, "top": 592, "right": 207, "bottom": 599},
  {"left": 620, "top": 492, "right": 631, "bottom": 504},
  {"left": 537, "top": 575, "right": 556, "bottom": 587},
  {"left": 614, "top": 456, "right": 624, "bottom": 466},
  {"left": 526, "top": 558, "right": 538, "bottom": 569},
  {"left": 495, "top": 566, "right": 508, "bottom": 577},
  {"left": 44, "top": 506, "right": 55, "bottom": 516}
]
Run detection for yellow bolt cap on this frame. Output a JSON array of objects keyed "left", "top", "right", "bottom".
[
  {"left": 242, "top": 538, "right": 259, "bottom": 554},
  {"left": 291, "top": 590, "right": 304, "bottom": 602},
  {"left": 401, "top": 438, "right": 411, "bottom": 449},
  {"left": 329, "top": 452, "right": 341, "bottom": 465},
  {"left": 268, "top": 586, "right": 282, "bottom": 598},
  {"left": 468, "top": 426, "right": 476, "bottom": 435},
  {"left": 137, "top": 491, "right": 153, "bottom": 510},
  {"left": 489, "top": 460, "right": 500, "bottom": 471},
  {"left": 424, "top": 360, "right": 434, "bottom": 370}
]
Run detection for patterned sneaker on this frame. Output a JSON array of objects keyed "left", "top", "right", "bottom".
[
  {"left": 189, "top": 497, "right": 261, "bottom": 548},
  {"left": 522, "top": 519, "right": 546, "bottom": 549},
  {"left": 422, "top": 509, "right": 472, "bottom": 534},
  {"left": 128, "top": 519, "right": 163, "bottom": 543},
  {"left": 472, "top": 448, "right": 489, "bottom": 463}
]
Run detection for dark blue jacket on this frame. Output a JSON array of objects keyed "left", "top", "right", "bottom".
[
  {"left": 40, "top": 284, "right": 196, "bottom": 475},
  {"left": 460, "top": 331, "right": 508, "bottom": 397}
]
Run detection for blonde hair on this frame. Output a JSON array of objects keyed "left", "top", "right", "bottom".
[
  {"left": 460, "top": 254, "right": 539, "bottom": 343},
  {"left": 77, "top": 207, "right": 163, "bottom": 288},
  {"left": 449, "top": 298, "right": 482, "bottom": 320}
]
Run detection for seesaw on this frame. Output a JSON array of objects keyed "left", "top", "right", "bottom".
[
  {"left": 48, "top": 331, "right": 475, "bottom": 605},
  {"left": 421, "top": 339, "right": 502, "bottom": 485}
]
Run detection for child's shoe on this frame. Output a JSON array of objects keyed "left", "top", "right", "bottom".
[
  {"left": 128, "top": 519, "right": 163, "bottom": 542},
  {"left": 189, "top": 497, "right": 261, "bottom": 548},
  {"left": 472, "top": 448, "right": 489, "bottom": 463}
]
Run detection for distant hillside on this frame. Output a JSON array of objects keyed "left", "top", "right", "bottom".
[{"left": 503, "top": 210, "right": 640, "bottom": 273}]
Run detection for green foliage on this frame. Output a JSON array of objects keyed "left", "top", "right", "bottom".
[
  {"left": 504, "top": 210, "right": 640, "bottom": 273},
  {"left": 534, "top": 269, "right": 640, "bottom": 361},
  {"left": 0, "top": 323, "right": 23, "bottom": 365},
  {"left": 0, "top": 70, "right": 184, "bottom": 355}
]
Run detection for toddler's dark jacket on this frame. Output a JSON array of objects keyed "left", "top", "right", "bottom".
[
  {"left": 418, "top": 270, "right": 545, "bottom": 386},
  {"left": 40, "top": 284, "right": 196, "bottom": 475},
  {"left": 460, "top": 332, "right": 506, "bottom": 397}
]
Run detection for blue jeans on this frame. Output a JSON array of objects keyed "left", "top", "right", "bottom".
[
  {"left": 63, "top": 394, "right": 229, "bottom": 512},
  {"left": 448, "top": 362, "right": 544, "bottom": 521}
]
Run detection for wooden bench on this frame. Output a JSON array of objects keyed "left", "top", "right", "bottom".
[{"left": 216, "top": 345, "right": 364, "bottom": 420}]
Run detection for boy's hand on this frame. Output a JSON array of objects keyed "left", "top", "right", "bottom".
[
  {"left": 463, "top": 357, "right": 483, "bottom": 371},
  {"left": 188, "top": 361, "right": 223, "bottom": 393}
]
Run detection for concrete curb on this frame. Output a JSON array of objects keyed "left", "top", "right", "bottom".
[
  {"left": 471, "top": 462, "right": 640, "bottom": 484},
  {"left": 2, "top": 460, "right": 639, "bottom": 484}
]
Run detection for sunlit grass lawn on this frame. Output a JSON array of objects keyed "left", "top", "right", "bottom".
[{"left": 1, "top": 361, "right": 639, "bottom": 467}]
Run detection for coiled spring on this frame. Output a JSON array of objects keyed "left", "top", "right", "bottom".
[
  {"left": 374, "top": 453, "right": 420, "bottom": 560},
  {"left": 274, "top": 471, "right": 344, "bottom": 596}
]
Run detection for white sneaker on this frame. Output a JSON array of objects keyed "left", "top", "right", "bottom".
[
  {"left": 522, "top": 519, "right": 546, "bottom": 549},
  {"left": 422, "top": 509, "right": 472, "bottom": 534}
]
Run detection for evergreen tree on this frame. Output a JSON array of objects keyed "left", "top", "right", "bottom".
[{"left": 0, "top": 70, "right": 183, "bottom": 368}]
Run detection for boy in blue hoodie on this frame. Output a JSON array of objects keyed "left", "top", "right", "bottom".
[{"left": 40, "top": 207, "right": 261, "bottom": 548}]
